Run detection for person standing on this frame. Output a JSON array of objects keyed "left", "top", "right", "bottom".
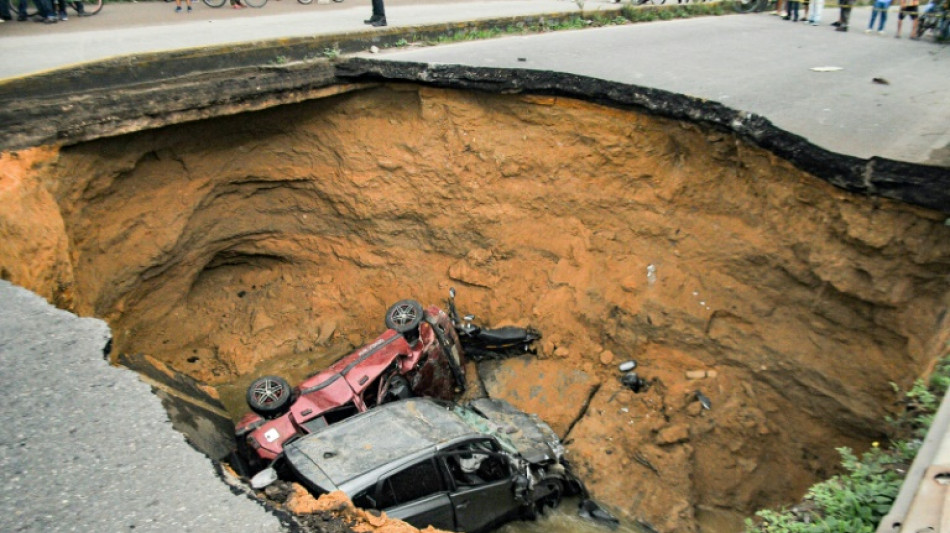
[
  {"left": 835, "top": 0, "right": 854, "bottom": 30},
  {"left": 895, "top": 0, "right": 920, "bottom": 37},
  {"left": 364, "top": 0, "right": 386, "bottom": 26},
  {"left": 785, "top": 0, "right": 801, "bottom": 20},
  {"left": 866, "top": 0, "right": 891, "bottom": 33},
  {"left": 175, "top": 0, "right": 192, "bottom": 12},
  {"left": 805, "top": 0, "right": 824, "bottom": 24}
]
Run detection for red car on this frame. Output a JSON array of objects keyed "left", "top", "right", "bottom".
[{"left": 235, "top": 299, "right": 466, "bottom": 466}]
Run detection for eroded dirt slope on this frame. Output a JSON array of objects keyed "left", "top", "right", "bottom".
[{"left": 3, "top": 84, "right": 950, "bottom": 531}]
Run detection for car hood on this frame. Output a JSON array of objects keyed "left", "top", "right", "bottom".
[{"left": 465, "top": 398, "right": 565, "bottom": 466}]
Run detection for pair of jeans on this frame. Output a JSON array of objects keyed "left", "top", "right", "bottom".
[
  {"left": 17, "top": 0, "right": 54, "bottom": 18},
  {"left": 868, "top": 0, "right": 891, "bottom": 30}
]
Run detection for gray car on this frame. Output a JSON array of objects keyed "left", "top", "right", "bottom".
[{"left": 282, "top": 397, "right": 581, "bottom": 532}]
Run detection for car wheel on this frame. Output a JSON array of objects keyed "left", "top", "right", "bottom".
[
  {"left": 535, "top": 478, "right": 563, "bottom": 514},
  {"left": 246, "top": 375, "right": 292, "bottom": 417},
  {"left": 385, "top": 299, "right": 424, "bottom": 334}
]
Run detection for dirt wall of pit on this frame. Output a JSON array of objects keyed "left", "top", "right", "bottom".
[{"left": 3, "top": 65, "right": 950, "bottom": 532}]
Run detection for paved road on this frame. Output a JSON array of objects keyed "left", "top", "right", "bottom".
[
  {"left": 371, "top": 9, "right": 950, "bottom": 165},
  {"left": 2, "top": 2, "right": 948, "bottom": 164},
  {"left": 0, "top": 281, "right": 286, "bottom": 532},
  {"left": 0, "top": 0, "right": 613, "bottom": 78}
]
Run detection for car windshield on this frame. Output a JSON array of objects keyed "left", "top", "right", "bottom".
[{"left": 451, "top": 404, "right": 519, "bottom": 455}]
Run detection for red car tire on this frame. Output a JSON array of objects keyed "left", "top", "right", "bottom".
[{"left": 246, "top": 375, "right": 293, "bottom": 417}]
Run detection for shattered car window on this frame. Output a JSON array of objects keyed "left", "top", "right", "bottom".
[{"left": 451, "top": 405, "right": 519, "bottom": 455}]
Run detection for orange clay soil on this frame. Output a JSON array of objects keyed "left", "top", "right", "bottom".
[
  {"left": 287, "top": 487, "right": 448, "bottom": 533},
  {"left": 3, "top": 84, "right": 950, "bottom": 531}
]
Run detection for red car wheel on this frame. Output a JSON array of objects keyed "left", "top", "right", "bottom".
[
  {"left": 385, "top": 300, "right": 424, "bottom": 334},
  {"left": 246, "top": 375, "right": 292, "bottom": 417}
]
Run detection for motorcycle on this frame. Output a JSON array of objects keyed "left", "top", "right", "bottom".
[{"left": 446, "top": 287, "right": 541, "bottom": 361}]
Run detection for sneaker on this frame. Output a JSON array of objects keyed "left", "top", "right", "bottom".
[
  {"left": 836, "top": 26, "right": 848, "bottom": 32},
  {"left": 878, "top": 30, "right": 885, "bottom": 35},
  {"left": 58, "top": 12, "right": 67, "bottom": 21},
  {"left": 371, "top": 17, "right": 386, "bottom": 26},
  {"left": 175, "top": 5, "right": 181, "bottom": 11},
  {"left": 44, "top": 16, "right": 56, "bottom": 23},
  {"left": 187, "top": 5, "right": 192, "bottom": 10},
  {"left": 865, "top": 28, "right": 872, "bottom": 33}
]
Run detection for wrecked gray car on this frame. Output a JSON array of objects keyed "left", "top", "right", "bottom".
[{"left": 259, "top": 397, "right": 610, "bottom": 532}]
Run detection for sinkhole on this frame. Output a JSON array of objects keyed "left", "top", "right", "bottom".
[{"left": 3, "top": 77, "right": 950, "bottom": 533}]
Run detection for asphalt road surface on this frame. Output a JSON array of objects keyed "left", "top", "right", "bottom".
[
  {"left": 0, "top": 281, "right": 286, "bottom": 532},
  {"left": 370, "top": 8, "right": 950, "bottom": 165}
]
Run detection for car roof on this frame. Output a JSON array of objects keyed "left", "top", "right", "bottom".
[{"left": 284, "top": 398, "right": 481, "bottom": 487}]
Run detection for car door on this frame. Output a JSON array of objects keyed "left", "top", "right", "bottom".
[
  {"left": 441, "top": 441, "right": 520, "bottom": 533},
  {"left": 375, "top": 458, "right": 456, "bottom": 531}
]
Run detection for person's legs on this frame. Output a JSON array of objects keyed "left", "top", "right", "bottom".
[
  {"left": 0, "top": 0, "right": 12, "bottom": 20},
  {"left": 868, "top": 1, "right": 879, "bottom": 28},
  {"left": 366, "top": 0, "right": 385, "bottom": 25},
  {"left": 878, "top": 0, "right": 889, "bottom": 30},
  {"left": 810, "top": 0, "right": 824, "bottom": 22},
  {"left": 897, "top": 8, "right": 905, "bottom": 36},
  {"left": 840, "top": 0, "right": 852, "bottom": 28}
]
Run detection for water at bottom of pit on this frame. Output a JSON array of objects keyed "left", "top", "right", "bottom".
[{"left": 497, "top": 498, "right": 747, "bottom": 533}]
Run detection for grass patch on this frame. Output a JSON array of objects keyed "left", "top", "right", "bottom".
[{"left": 744, "top": 354, "right": 950, "bottom": 532}]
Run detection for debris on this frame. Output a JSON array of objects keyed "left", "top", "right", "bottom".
[
  {"left": 517, "top": 57, "right": 527, "bottom": 62},
  {"left": 695, "top": 390, "right": 712, "bottom": 410},
  {"left": 646, "top": 264, "right": 657, "bottom": 285},
  {"left": 685, "top": 369, "right": 707, "bottom": 380},
  {"left": 619, "top": 360, "right": 637, "bottom": 372},
  {"left": 634, "top": 452, "right": 659, "bottom": 475},
  {"left": 621, "top": 371, "right": 646, "bottom": 392},
  {"left": 579, "top": 499, "right": 620, "bottom": 528},
  {"left": 369, "top": 46, "right": 380, "bottom": 54},
  {"left": 810, "top": 66, "right": 843, "bottom": 72},
  {"left": 872, "top": 77, "right": 890, "bottom": 85}
]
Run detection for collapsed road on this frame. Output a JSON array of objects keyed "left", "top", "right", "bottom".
[{"left": 2, "top": 29, "right": 950, "bottom": 533}]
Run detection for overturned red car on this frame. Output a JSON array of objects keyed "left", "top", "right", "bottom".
[{"left": 235, "top": 299, "right": 466, "bottom": 467}]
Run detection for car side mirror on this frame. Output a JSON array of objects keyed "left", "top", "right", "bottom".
[{"left": 250, "top": 467, "right": 278, "bottom": 489}]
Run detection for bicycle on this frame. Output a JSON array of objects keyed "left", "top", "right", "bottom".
[
  {"left": 19, "top": 0, "right": 103, "bottom": 17},
  {"left": 200, "top": 0, "right": 343, "bottom": 8},
  {"left": 734, "top": 0, "right": 772, "bottom": 12}
]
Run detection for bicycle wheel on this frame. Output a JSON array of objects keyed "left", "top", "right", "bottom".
[
  {"left": 733, "top": 0, "right": 760, "bottom": 12},
  {"left": 202, "top": 0, "right": 228, "bottom": 7},
  {"left": 244, "top": 0, "right": 267, "bottom": 8},
  {"left": 72, "top": 0, "right": 103, "bottom": 16}
]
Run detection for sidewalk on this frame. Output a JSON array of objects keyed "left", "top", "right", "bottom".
[{"left": 0, "top": 0, "right": 619, "bottom": 79}]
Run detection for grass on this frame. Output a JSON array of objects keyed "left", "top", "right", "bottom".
[{"left": 744, "top": 355, "right": 950, "bottom": 533}]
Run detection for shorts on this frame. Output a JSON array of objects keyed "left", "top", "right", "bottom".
[{"left": 899, "top": 5, "right": 918, "bottom": 19}]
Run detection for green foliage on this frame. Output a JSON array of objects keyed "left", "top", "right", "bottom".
[
  {"left": 394, "top": 38, "right": 409, "bottom": 47},
  {"left": 746, "top": 354, "right": 950, "bottom": 533},
  {"left": 322, "top": 47, "right": 341, "bottom": 60}
]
